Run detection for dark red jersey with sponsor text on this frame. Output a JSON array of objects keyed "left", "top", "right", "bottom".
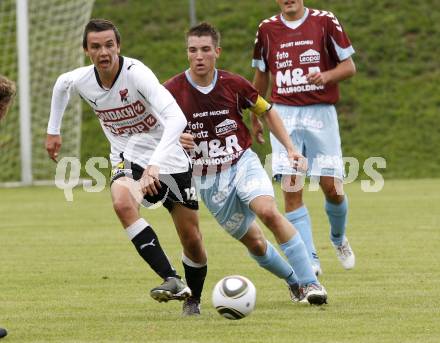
[
  {"left": 252, "top": 8, "right": 354, "bottom": 106},
  {"left": 165, "top": 70, "right": 260, "bottom": 175}
]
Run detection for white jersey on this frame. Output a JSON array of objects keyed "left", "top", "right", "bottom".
[{"left": 47, "top": 56, "right": 190, "bottom": 173}]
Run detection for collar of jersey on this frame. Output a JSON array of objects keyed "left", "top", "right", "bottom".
[
  {"left": 94, "top": 55, "right": 124, "bottom": 90},
  {"left": 184, "top": 68, "right": 218, "bottom": 94},
  {"left": 280, "top": 7, "right": 309, "bottom": 30}
]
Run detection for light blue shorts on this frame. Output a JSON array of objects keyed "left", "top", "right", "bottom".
[
  {"left": 195, "top": 149, "right": 274, "bottom": 240},
  {"left": 271, "top": 103, "right": 344, "bottom": 179}
]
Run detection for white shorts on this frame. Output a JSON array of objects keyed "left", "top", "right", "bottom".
[
  {"left": 195, "top": 149, "right": 274, "bottom": 240},
  {"left": 271, "top": 103, "right": 344, "bottom": 180}
]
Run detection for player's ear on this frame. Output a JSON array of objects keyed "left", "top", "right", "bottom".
[
  {"left": 84, "top": 48, "right": 89, "bottom": 57},
  {"left": 215, "top": 46, "right": 222, "bottom": 58}
]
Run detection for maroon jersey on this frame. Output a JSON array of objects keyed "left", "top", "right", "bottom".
[
  {"left": 252, "top": 8, "right": 355, "bottom": 106},
  {"left": 165, "top": 70, "right": 259, "bottom": 175}
]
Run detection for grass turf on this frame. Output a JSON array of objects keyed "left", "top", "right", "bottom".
[{"left": 0, "top": 179, "right": 439, "bottom": 342}]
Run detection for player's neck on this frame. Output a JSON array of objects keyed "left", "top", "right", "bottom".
[
  {"left": 189, "top": 69, "right": 215, "bottom": 87},
  {"left": 282, "top": 7, "right": 305, "bottom": 21}
]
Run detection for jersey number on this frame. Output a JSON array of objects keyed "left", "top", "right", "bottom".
[{"left": 184, "top": 187, "right": 197, "bottom": 201}]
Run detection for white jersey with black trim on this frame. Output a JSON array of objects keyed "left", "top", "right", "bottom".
[{"left": 47, "top": 56, "right": 190, "bottom": 173}]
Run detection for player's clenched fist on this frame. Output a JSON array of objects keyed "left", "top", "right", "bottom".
[
  {"left": 45, "top": 134, "right": 62, "bottom": 162},
  {"left": 180, "top": 132, "right": 195, "bottom": 150},
  {"left": 140, "top": 165, "right": 161, "bottom": 196}
]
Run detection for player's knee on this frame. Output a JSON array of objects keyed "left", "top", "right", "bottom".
[
  {"left": 182, "top": 229, "right": 204, "bottom": 251},
  {"left": 323, "top": 186, "right": 344, "bottom": 203},
  {"left": 112, "top": 198, "right": 134, "bottom": 217},
  {"left": 284, "top": 191, "right": 303, "bottom": 210},
  {"left": 185, "top": 233, "right": 204, "bottom": 249},
  {"left": 257, "top": 207, "right": 282, "bottom": 227},
  {"left": 247, "top": 237, "right": 266, "bottom": 256}
]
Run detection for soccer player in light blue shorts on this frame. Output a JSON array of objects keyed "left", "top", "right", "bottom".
[
  {"left": 251, "top": 0, "right": 357, "bottom": 275},
  {"left": 197, "top": 149, "right": 275, "bottom": 240},
  {"left": 271, "top": 104, "right": 344, "bottom": 180},
  {"left": 168, "top": 22, "right": 328, "bottom": 305}
]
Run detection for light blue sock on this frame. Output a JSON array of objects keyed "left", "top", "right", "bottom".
[
  {"left": 325, "top": 195, "right": 348, "bottom": 246},
  {"left": 285, "top": 206, "right": 319, "bottom": 266},
  {"left": 279, "top": 234, "right": 318, "bottom": 286},
  {"left": 249, "top": 240, "right": 298, "bottom": 285}
]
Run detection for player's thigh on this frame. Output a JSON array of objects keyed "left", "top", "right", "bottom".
[
  {"left": 110, "top": 176, "right": 142, "bottom": 211},
  {"left": 234, "top": 149, "right": 274, "bottom": 205},
  {"left": 110, "top": 158, "right": 143, "bottom": 208},
  {"left": 271, "top": 104, "right": 304, "bottom": 176},
  {"left": 303, "top": 105, "right": 343, "bottom": 178},
  {"left": 248, "top": 195, "right": 278, "bottom": 219},
  {"left": 200, "top": 175, "right": 255, "bottom": 240}
]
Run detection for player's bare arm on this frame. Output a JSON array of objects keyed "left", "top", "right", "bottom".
[
  {"left": 251, "top": 69, "right": 271, "bottom": 144},
  {"left": 306, "top": 57, "right": 356, "bottom": 86},
  {"left": 262, "top": 108, "right": 307, "bottom": 172},
  {"left": 45, "top": 134, "right": 62, "bottom": 163}
]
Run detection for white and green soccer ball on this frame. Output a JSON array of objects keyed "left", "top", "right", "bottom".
[{"left": 212, "top": 275, "right": 256, "bottom": 320}]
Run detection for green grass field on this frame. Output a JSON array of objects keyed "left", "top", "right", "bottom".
[{"left": 1, "top": 179, "right": 439, "bottom": 343}]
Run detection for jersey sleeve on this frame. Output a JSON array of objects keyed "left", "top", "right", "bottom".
[
  {"left": 47, "top": 71, "right": 78, "bottom": 135},
  {"left": 131, "top": 65, "right": 187, "bottom": 167},
  {"left": 235, "top": 75, "right": 271, "bottom": 116},
  {"left": 325, "top": 12, "right": 355, "bottom": 62},
  {"left": 251, "top": 24, "right": 268, "bottom": 72}
]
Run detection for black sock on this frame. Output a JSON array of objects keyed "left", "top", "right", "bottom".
[
  {"left": 183, "top": 261, "right": 207, "bottom": 300},
  {"left": 131, "top": 226, "right": 178, "bottom": 280}
]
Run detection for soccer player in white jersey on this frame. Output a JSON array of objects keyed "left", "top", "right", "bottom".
[
  {"left": 45, "top": 19, "right": 207, "bottom": 315},
  {"left": 166, "top": 22, "right": 327, "bottom": 305},
  {"left": 0, "top": 74, "right": 15, "bottom": 340},
  {"left": 251, "top": 0, "right": 356, "bottom": 275}
]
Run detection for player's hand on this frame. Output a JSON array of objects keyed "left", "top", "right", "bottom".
[
  {"left": 45, "top": 134, "right": 62, "bottom": 163},
  {"left": 140, "top": 165, "right": 161, "bottom": 196},
  {"left": 180, "top": 132, "right": 195, "bottom": 150},
  {"left": 287, "top": 149, "right": 308, "bottom": 174},
  {"left": 306, "top": 71, "right": 330, "bottom": 86},
  {"left": 251, "top": 114, "right": 265, "bottom": 144}
]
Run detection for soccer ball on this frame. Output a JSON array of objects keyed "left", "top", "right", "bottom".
[{"left": 212, "top": 275, "right": 256, "bottom": 320}]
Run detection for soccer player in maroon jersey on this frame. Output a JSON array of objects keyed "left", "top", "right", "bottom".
[
  {"left": 251, "top": 0, "right": 356, "bottom": 274},
  {"left": 0, "top": 74, "right": 15, "bottom": 340},
  {"left": 165, "top": 22, "right": 327, "bottom": 305}
]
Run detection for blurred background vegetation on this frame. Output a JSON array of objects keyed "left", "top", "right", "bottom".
[{"left": 80, "top": 0, "right": 440, "bottom": 179}]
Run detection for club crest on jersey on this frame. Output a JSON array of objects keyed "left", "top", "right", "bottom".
[
  {"left": 215, "top": 119, "right": 237, "bottom": 136},
  {"left": 299, "top": 49, "right": 320, "bottom": 64},
  {"left": 119, "top": 88, "right": 129, "bottom": 103}
]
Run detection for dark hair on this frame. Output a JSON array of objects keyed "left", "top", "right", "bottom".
[
  {"left": 0, "top": 75, "right": 16, "bottom": 103},
  {"left": 0, "top": 75, "right": 16, "bottom": 120},
  {"left": 82, "top": 18, "right": 121, "bottom": 49},
  {"left": 186, "top": 22, "right": 221, "bottom": 47}
]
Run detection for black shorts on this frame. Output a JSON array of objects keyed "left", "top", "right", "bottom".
[{"left": 110, "top": 159, "right": 198, "bottom": 212}]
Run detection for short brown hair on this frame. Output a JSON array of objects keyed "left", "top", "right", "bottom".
[
  {"left": 0, "top": 75, "right": 15, "bottom": 103},
  {"left": 83, "top": 18, "right": 121, "bottom": 49},
  {"left": 0, "top": 75, "right": 16, "bottom": 120},
  {"left": 186, "top": 22, "right": 221, "bottom": 47}
]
